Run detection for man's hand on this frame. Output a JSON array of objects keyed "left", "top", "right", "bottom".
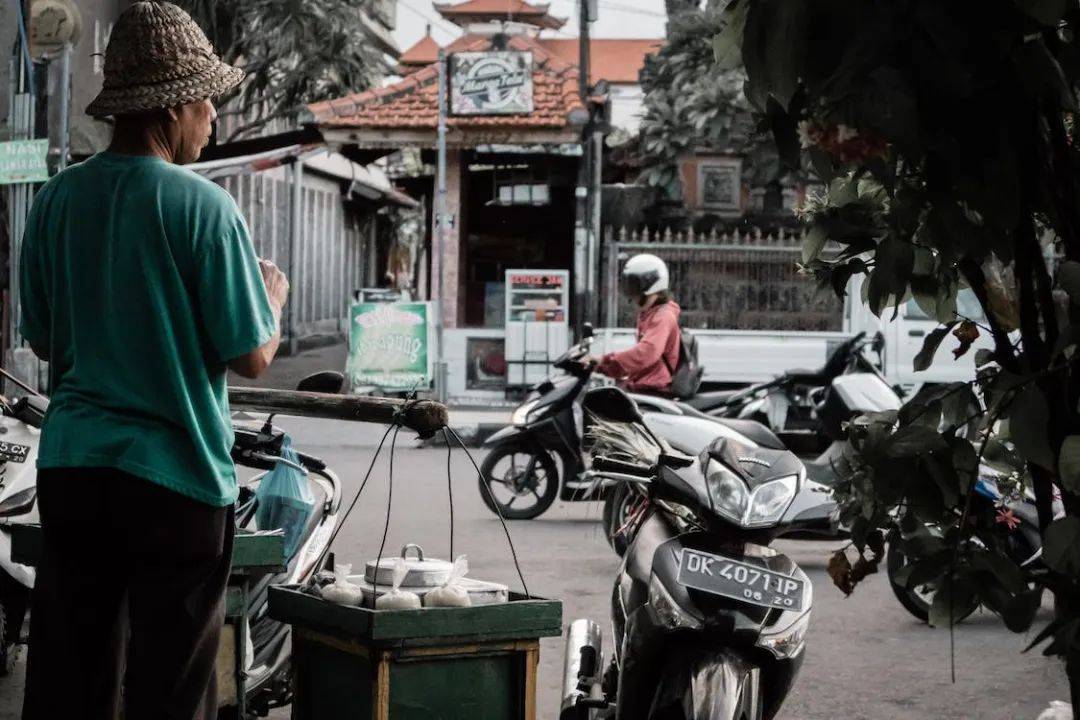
[{"left": 259, "top": 259, "right": 290, "bottom": 311}]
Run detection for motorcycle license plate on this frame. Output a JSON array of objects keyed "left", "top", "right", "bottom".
[{"left": 677, "top": 549, "right": 804, "bottom": 612}]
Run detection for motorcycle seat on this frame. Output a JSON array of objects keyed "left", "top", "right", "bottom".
[
  {"left": 784, "top": 369, "right": 829, "bottom": 385},
  {"left": 683, "top": 390, "right": 739, "bottom": 411}
]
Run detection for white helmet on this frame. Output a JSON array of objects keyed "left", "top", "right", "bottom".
[{"left": 620, "top": 253, "right": 669, "bottom": 302}]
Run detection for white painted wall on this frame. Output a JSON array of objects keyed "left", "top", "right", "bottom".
[{"left": 609, "top": 82, "right": 646, "bottom": 133}]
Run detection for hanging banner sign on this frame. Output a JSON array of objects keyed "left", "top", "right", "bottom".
[
  {"left": 0, "top": 140, "right": 49, "bottom": 185},
  {"left": 346, "top": 301, "right": 433, "bottom": 391},
  {"left": 451, "top": 51, "right": 533, "bottom": 116}
]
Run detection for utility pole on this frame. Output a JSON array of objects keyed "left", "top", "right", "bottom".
[{"left": 434, "top": 48, "right": 448, "bottom": 402}]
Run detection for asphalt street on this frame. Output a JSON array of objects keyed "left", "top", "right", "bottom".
[{"left": 0, "top": 416, "right": 1069, "bottom": 719}]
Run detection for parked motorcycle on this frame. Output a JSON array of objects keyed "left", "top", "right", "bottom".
[
  {"left": 479, "top": 324, "right": 813, "bottom": 520},
  {"left": 687, "top": 332, "right": 890, "bottom": 454},
  {"left": 604, "top": 363, "right": 906, "bottom": 556},
  {"left": 886, "top": 471, "right": 1044, "bottom": 624},
  {"left": 559, "top": 386, "right": 815, "bottom": 720},
  {"left": 0, "top": 372, "right": 345, "bottom": 718}
]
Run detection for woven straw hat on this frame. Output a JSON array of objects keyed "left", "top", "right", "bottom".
[{"left": 86, "top": 1, "right": 244, "bottom": 118}]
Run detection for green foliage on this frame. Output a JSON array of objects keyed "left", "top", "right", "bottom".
[
  {"left": 178, "top": 0, "right": 380, "bottom": 139},
  {"left": 638, "top": 5, "right": 776, "bottom": 193},
  {"left": 721, "top": 0, "right": 1080, "bottom": 688}
]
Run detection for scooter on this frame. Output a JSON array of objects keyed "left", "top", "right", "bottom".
[
  {"left": 0, "top": 394, "right": 44, "bottom": 676},
  {"left": 479, "top": 324, "right": 814, "bottom": 520},
  {"left": 560, "top": 386, "right": 815, "bottom": 720},
  {"left": 603, "top": 361, "right": 905, "bottom": 556},
  {"left": 0, "top": 372, "right": 345, "bottom": 718}
]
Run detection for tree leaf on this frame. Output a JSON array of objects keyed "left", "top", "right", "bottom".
[
  {"left": 1043, "top": 517, "right": 1080, "bottom": 575},
  {"left": 1008, "top": 385, "right": 1055, "bottom": 470},
  {"left": 970, "top": 551, "right": 1027, "bottom": 595},
  {"left": 827, "top": 548, "right": 854, "bottom": 595},
  {"left": 1059, "top": 436, "right": 1080, "bottom": 495},
  {"left": 975, "top": 349, "right": 995, "bottom": 367},
  {"left": 1002, "top": 588, "right": 1043, "bottom": 633},
  {"left": 712, "top": 0, "right": 748, "bottom": 70},
  {"left": 929, "top": 576, "right": 977, "bottom": 628},
  {"left": 802, "top": 224, "right": 829, "bottom": 264},
  {"left": 885, "top": 423, "right": 949, "bottom": 457},
  {"left": 914, "top": 322, "right": 958, "bottom": 372},
  {"left": 1057, "top": 260, "right": 1080, "bottom": 306}
]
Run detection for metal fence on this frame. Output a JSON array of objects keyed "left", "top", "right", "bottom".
[
  {"left": 219, "top": 172, "right": 371, "bottom": 342},
  {"left": 602, "top": 226, "right": 843, "bottom": 331}
]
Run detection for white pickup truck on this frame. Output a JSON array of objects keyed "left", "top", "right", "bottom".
[{"left": 595, "top": 285, "right": 992, "bottom": 394}]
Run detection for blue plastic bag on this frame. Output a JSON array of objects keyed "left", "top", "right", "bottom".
[{"left": 255, "top": 435, "right": 315, "bottom": 560}]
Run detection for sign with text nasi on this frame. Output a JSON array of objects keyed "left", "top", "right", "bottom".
[
  {"left": 451, "top": 52, "right": 533, "bottom": 115},
  {"left": 346, "top": 302, "right": 433, "bottom": 391},
  {"left": 0, "top": 140, "right": 49, "bottom": 185}
]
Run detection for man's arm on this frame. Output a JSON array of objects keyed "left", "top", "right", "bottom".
[{"left": 228, "top": 260, "right": 289, "bottom": 379}]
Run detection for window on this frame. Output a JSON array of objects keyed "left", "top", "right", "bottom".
[
  {"left": 470, "top": 163, "right": 551, "bottom": 207},
  {"left": 904, "top": 288, "right": 986, "bottom": 322}
]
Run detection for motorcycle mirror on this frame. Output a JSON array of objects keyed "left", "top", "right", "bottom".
[
  {"left": 582, "top": 387, "right": 643, "bottom": 424},
  {"left": 297, "top": 371, "right": 346, "bottom": 394},
  {"left": 872, "top": 331, "right": 886, "bottom": 353},
  {"left": 582, "top": 322, "right": 595, "bottom": 339}
]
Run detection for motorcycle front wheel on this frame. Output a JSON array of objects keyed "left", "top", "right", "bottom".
[
  {"left": 478, "top": 441, "right": 560, "bottom": 520},
  {"left": 886, "top": 542, "right": 978, "bottom": 624},
  {"left": 603, "top": 484, "right": 636, "bottom": 557}
]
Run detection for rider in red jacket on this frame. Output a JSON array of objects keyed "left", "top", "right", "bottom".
[{"left": 593, "top": 254, "right": 680, "bottom": 396}]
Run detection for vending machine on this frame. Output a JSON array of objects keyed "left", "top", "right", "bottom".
[{"left": 503, "top": 269, "right": 570, "bottom": 391}]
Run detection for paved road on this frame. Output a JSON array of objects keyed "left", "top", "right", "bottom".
[{"left": 0, "top": 417, "right": 1068, "bottom": 719}]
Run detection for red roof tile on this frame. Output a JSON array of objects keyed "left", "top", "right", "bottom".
[
  {"left": 309, "top": 34, "right": 586, "bottom": 132},
  {"left": 539, "top": 38, "right": 660, "bottom": 84},
  {"left": 400, "top": 34, "right": 441, "bottom": 66},
  {"left": 434, "top": 0, "right": 565, "bottom": 29}
]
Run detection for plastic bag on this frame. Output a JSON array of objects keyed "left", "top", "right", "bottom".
[
  {"left": 424, "top": 555, "right": 471, "bottom": 608},
  {"left": 319, "top": 563, "right": 364, "bottom": 605},
  {"left": 255, "top": 435, "right": 315, "bottom": 560},
  {"left": 375, "top": 557, "right": 421, "bottom": 610},
  {"left": 1037, "top": 702, "right": 1073, "bottom": 720}
]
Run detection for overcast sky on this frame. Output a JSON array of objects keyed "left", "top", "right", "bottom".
[{"left": 392, "top": 0, "right": 668, "bottom": 50}]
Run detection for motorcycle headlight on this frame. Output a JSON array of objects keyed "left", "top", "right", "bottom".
[
  {"left": 707, "top": 460, "right": 798, "bottom": 528},
  {"left": 706, "top": 462, "right": 749, "bottom": 525},
  {"left": 757, "top": 609, "right": 811, "bottom": 659},
  {"left": 745, "top": 475, "right": 798, "bottom": 527},
  {"left": 648, "top": 573, "right": 703, "bottom": 630},
  {"left": 0, "top": 487, "right": 36, "bottom": 517},
  {"left": 512, "top": 400, "right": 540, "bottom": 426}
]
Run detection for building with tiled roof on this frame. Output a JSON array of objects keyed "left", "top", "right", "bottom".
[
  {"left": 433, "top": 0, "right": 566, "bottom": 30},
  {"left": 307, "top": 0, "right": 658, "bottom": 400}
]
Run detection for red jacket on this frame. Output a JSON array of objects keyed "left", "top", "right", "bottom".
[{"left": 597, "top": 301, "right": 681, "bottom": 394}]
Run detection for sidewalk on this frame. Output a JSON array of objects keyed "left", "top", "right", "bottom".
[{"left": 233, "top": 340, "right": 511, "bottom": 445}]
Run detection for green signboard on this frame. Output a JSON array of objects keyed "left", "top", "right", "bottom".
[
  {"left": 0, "top": 140, "right": 49, "bottom": 185},
  {"left": 346, "top": 302, "right": 433, "bottom": 391}
]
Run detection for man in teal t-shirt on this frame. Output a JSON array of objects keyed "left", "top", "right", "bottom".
[{"left": 18, "top": 4, "right": 289, "bottom": 719}]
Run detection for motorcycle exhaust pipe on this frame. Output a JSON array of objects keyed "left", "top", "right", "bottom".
[{"left": 560, "top": 619, "right": 603, "bottom": 720}]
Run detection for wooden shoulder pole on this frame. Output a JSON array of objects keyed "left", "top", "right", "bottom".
[{"left": 228, "top": 388, "right": 449, "bottom": 438}]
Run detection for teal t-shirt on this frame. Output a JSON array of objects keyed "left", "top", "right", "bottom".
[{"left": 19, "top": 151, "right": 278, "bottom": 507}]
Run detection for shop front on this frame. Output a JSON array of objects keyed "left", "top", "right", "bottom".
[{"left": 311, "top": 30, "right": 597, "bottom": 402}]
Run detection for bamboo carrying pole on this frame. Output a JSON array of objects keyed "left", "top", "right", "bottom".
[{"left": 228, "top": 388, "right": 449, "bottom": 438}]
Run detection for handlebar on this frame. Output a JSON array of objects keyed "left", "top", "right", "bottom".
[{"left": 592, "top": 456, "right": 655, "bottom": 478}]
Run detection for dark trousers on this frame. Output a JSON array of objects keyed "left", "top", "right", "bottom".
[{"left": 22, "top": 468, "right": 234, "bottom": 720}]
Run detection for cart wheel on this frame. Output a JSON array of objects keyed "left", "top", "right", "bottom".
[{"left": 478, "top": 441, "right": 560, "bottom": 520}]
